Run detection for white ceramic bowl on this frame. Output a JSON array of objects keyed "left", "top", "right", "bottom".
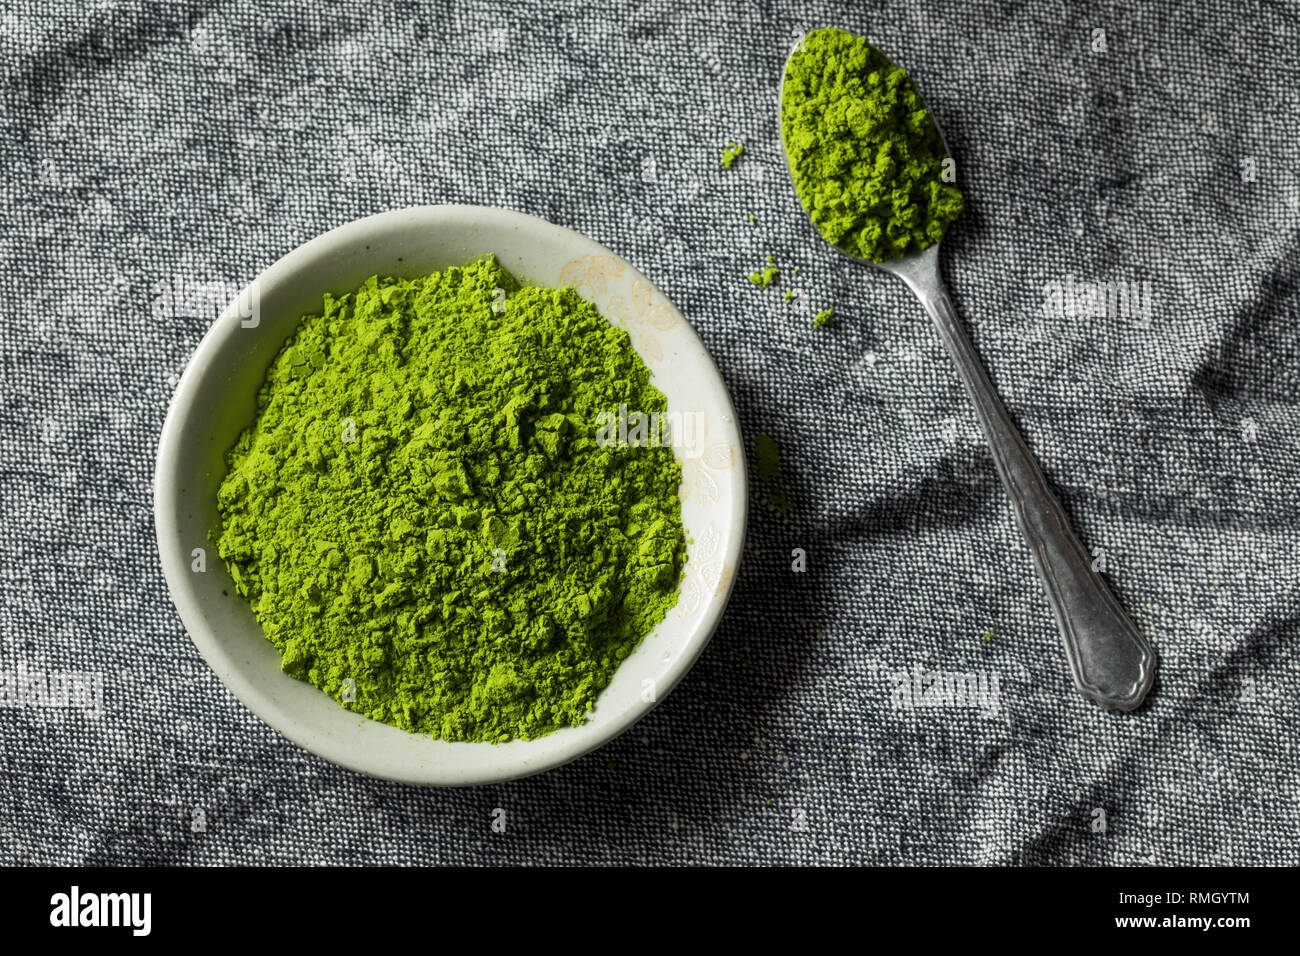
[{"left": 154, "top": 205, "right": 747, "bottom": 785}]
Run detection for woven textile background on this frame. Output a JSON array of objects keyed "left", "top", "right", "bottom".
[{"left": 2, "top": 0, "right": 1297, "bottom": 865}]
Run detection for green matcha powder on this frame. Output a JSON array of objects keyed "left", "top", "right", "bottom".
[
  {"left": 782, "top": 27, "right": 963, "bottom": 261},
  {"left": 216, "top": 257, "right": 687, "bottom": 743}
]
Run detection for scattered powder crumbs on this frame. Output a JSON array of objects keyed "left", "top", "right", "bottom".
[
  {"left": 747, "top": 255, "right": 780, "bottom": 287},
  {"left": 783, "top": 290, "right": 796, "bottom": 302},
  {"left": 719, "top": 141, "right": 745, "bottom": 168},
  {"left": 812, "top": 308, "right": 836, "bottom": 329}
]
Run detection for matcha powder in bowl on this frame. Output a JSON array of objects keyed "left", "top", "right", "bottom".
[
  {"left": 781, "top": 27, "right": 964, "bottom": 262},
  {"left": 213, "top": 256, "right": 688, "bottom": 744}
]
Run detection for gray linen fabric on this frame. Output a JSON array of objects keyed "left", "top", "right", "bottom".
[{"left": 2, "top": 0, "right": 1297, "bottom": 865}]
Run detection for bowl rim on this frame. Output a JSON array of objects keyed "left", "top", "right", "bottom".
[{"left": 153, "top": 204, "right": 748, "bottom": 785}]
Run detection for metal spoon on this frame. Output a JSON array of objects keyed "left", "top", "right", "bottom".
[{"left": 780, "top": 34, "right": 1155, "bottom": 710}]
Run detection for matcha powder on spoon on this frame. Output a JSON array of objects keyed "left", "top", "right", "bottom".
[
  {"left": 215, "top": 257, "right": 687, "bottom": 743},
  {"left": 782, "top": 28, "right": 963, "bottom": 261}
]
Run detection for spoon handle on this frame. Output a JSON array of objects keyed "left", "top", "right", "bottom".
[{"left": 901, "top": 258, "right": 1155, "bottom": 710}]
